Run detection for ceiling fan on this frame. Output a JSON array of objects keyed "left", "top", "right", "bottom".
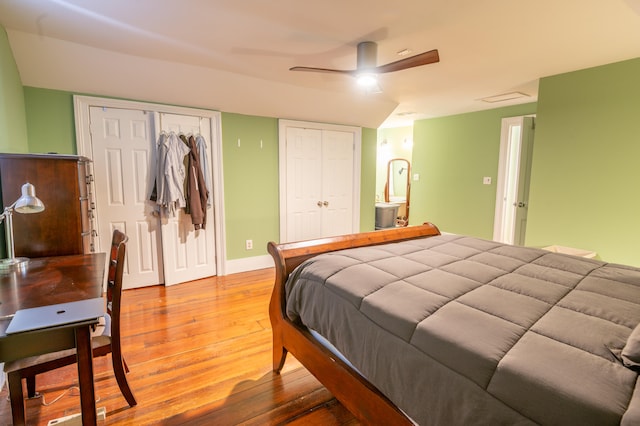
[{"left": 289, "top": 41, "right": 440, "bottom": 87}]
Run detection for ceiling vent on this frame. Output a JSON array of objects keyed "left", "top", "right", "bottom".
[{"left": 480, "top": 92, "right": 530, "bottom": 103}]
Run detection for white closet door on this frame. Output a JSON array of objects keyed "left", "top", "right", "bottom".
[
  {"left": 89, "top": 106, "right": 163, "bottom": 289},
  {"left": 157, "top": 113, "right": 217, "bottom": 285},
  {"left": 283, "top": 124, "right": 357, "bottom": 242},
  {"left": 285, "top": 127, "right": 323, "bottom": 241},
  {"left": 321, "top": 129, "right": 354, "bottom": 237}
]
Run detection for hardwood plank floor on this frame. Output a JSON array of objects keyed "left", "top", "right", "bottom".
[{"left": 0, "top": 268, "right": 359, "bottom": 425}]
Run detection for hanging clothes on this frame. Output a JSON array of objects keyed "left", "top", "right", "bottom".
[
  {"left": 195, "top": 134, "right": 212, "bottom": 207},
  {"left": 151, "top": 132, "right": 190, "bottom": 216},
  {"left": 185, "top": 135, "right": 209, "bottom": 229},
  {"left": 179, "top": 133, "right": 191, "bottom": 203}
]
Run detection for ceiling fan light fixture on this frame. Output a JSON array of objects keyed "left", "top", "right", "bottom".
[
  {"left": 356, "top": 72, "right": 378, "bottom": 87},
  {"left": 356, "top": 73, "right": 381, "bottom": 94},
  {"left": 289, "top": 41, "right": 439, "bottom": 93}
]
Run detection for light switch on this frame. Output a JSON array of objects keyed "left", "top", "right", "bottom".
[
  {"left": 483, "top": 177, "right": 492, "bottom": 185},
  {"left": 413, "top": 173, "right": 420, "bottom": 181}
]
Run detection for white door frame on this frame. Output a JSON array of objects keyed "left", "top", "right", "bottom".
[
  {"left": 73, "top": 95, "right": 227, "bottom": 275},
  {"left": 278, "top": 119, "right": 361, "bottom": 243}
]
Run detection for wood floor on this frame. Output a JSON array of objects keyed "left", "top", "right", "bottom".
[{"left": 0, "top": 268, "right": 359, "bottom": 426}]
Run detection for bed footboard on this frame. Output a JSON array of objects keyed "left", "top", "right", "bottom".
[{"left": 267, "top": 223, "right": 441, "bottom": 424}]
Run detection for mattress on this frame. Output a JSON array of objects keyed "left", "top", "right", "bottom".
[{"left": 284, "top": 234, "right": 640, "bottom": 425}]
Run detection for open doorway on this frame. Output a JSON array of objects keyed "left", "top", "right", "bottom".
[
  {"left": 492, "top": 116, "right": 535, "bottom": 245},
  {"left": 376, "top": 126, "right": 413, "bottom": 227}
]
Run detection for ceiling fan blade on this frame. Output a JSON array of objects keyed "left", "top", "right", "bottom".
[
  {"left": 289, "top": 66, "right": 354, "bottom": 74},
  {"left": 374, "top": 49, "right": 440, "bottom": 74}
]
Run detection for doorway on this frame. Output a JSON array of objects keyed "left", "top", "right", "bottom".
[
  {"left": 493, "top": 116, "right": 535, "bottom": 245},
  {"left": 74, "top": 96, "right": 226, "bottom": 287}
]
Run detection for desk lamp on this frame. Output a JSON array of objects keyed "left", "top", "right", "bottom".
[{"left": 0, "top": 183, "right": 45, "bottom": 269}]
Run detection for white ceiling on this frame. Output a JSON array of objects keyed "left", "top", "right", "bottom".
[{"left": 1, "top": 0, "right": 640, "bottom": 128}]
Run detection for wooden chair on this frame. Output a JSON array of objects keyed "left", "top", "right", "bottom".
[{"left": 4, "top": 229, "right": 137, "bottom": 425}]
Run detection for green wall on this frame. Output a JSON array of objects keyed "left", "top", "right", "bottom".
[
  {"left": 16, "top": 93, "right": 285, "bottom": 260},
  {"left": 0, "top": 27, "right": 28, "bottom": 152},
  {"left": 24, "top": 87, "right": 76, "bottom": 154},
  {"left": 12, "top": 85, "right": 377, "bottom": 260},
  {"left": 526, "top": 58, "right": 640, "bottom": 266},
  {"left": 220, "top": 118, "right": 377, "bottom": 256},
  {"left": 220, "top": 112, "right": 280, "bottom": 259},
  {"left": 411, "top": 103, "right": 537, "bottom": 238}
]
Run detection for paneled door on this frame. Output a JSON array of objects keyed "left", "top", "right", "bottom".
[
  {"left": 89, "top": 108, "right": 218, "bottom": 287},
  {"left": 285, "top": 127, "right": 323, "bottom": 240},
  {"left": 320, "top": 130, "right": 356, "bottom": 237},
  {"left": 77, "top": 96, "right": 225, "bottom": 284},
  {"left": 281, "top": 121, "right": 360, "bottom": 242},
  {"left": 89, "top": 106, "right": 163, "bottom": 289},
  {"left": 156, "top": 113, "right": 217, "bottom": 285}
]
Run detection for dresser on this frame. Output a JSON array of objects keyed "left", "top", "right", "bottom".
[{"left": 0, "top": 153, "right": 95, "bottom": 257}]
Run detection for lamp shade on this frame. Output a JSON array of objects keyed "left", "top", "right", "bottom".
[{"left": 14, "top": 183, "right": 45, "bottom": 214}]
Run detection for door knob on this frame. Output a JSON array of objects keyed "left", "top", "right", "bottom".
[
  {"left": 317, "top": 201, "right": 323, "bottom": 207},
  {"left": 323, "top": 201, "right": 329, "bottom": 207},
  {"left": 513, "top": 201, "right": 527, "bottom": 208}
]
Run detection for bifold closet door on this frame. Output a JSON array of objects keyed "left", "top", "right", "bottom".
[
  {"left": 89, "top": 108, "right": 217, "bottom": 288},
  {"left": 89, "top": 106, "right": 163, "bottom": 289},
  {"left": 284, "top": 126, "right": 354, "bottom": 242},
  {"left": 157, "top": 113, "right": 217, "bottom": 286}
]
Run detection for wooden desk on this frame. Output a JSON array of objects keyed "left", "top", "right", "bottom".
[{"left": 0, "top": 253, "right": 106, "bottom": 426}]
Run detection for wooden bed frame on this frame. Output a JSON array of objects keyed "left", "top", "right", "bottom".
[{"left": 267, "top": 223, "right": 441, "bottom": 424}]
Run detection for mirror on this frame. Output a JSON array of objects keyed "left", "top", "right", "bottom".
[{"left": 384, "top": 158, "right": 411, "bottom": 226}]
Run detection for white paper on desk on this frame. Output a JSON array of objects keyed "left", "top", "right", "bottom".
[{"left": 5, "top": 298, "right": 104, "bottom": 334}]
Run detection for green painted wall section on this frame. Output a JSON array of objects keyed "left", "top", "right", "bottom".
[
  {"left": 526, "top": 58, "right": 640, "bottom": 266},
  {"left": 14, "top": 85, "right": 377, "bottom": 260},
  {"left": 220, "top": 112, "right": 279, "bottom": 259},
  {"left": 17, "top": 86, "right": 285, "bottom": 260},
  {"left": 411, "top": 103, "right": 537, "bottom": 238},
  {"left": 24, "top": 87, "right": 76, "bottom": 154},
  {"left": 0, "top": 26, "right": 28, "bottom": 152},
  {"left": 360, "top": 127, "right": 377, "bottom": 231}
]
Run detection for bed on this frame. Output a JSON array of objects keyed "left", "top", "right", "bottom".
[{"left": 268, "top": 223, "right": 640, "bottom": 425}]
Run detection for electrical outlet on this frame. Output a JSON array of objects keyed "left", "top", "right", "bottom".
[
  {"left": 483, "top": 176, "right": 492, "bottom": 185},
  {"left": 245, "top": 239, "right": 253, "bottom": 250}
]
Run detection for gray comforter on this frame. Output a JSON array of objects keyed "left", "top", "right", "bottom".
[{"left": 285, "top": 234, "right": 640, "bottom": 425}]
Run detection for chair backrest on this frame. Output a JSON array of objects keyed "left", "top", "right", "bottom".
[{"left": 107, "top": 229, "right": 127, "bottom": 346}]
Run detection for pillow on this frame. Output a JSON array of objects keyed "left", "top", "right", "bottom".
[{"left": 622, "top": 323, "right": 640, "bottom": 369}]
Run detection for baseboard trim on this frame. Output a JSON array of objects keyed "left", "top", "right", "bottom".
[{"left": 224, "top": 254, "right": 274, "bottom": 275}]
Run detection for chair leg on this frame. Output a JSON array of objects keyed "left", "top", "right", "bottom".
[
  {"left": 112, "top": 355, "right": 137, "bottom": 407},
  {"left": 8, "top": 371, "right": 26, "bottom": 426},
  {"left": 26, "top": 375, "right": 37, "bottom": 398}
]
